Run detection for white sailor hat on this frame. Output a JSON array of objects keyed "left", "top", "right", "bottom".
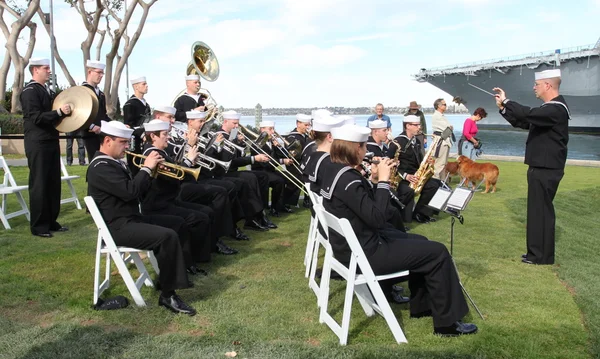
[
  {"left": 368, "top": 119, "right": 387, "bottom": 129},
  {"left": 311, "top": 109, "right": 332, "bottom": 121},
  {"left": 144, "top": 119, "right": 170, "bottom": 132},
  {"left": 153, "top": 105, "right": 176, "bottom": 115},
  {"left": 186, "top": 110, "right": 208, "bottom": 120},
  {"left": 130, "top": 76, "right": 146, "bottom": 85},
  {"left": 336, "top": 115, "right": 356, "bottom": 126},
  {"left": 403, "top": 115, "right": 421, "bottom": 123},
  {"left": 86, "top": 59, "right": 106, "bottom": 70},
  {"left": 30, "top": 58, "right": 50, "bottom": 66},
  {"left": 331, "top": 124, "right": 371, "bottom": 143},
  {"left": 100, "top": 120, "right": 133, "bottom": 138},
  {"left": 185, "top": 74, "right": 200, "bottom": 81},
  {"left": 312, "top": 116, "right": 344, "bottom": 132},
  {"left": 222, "top": 110, "right": 241, "bottom": 120},
  {"left": 296, "top": 114, "right": 312, "bottom": 123},
  {"left": 535, "top": 69, "right": 561, "bottom": 80},
  {"left": 259, "top": 120, "right": 275, "bottom": 128}
]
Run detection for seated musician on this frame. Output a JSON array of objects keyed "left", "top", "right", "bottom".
[
  {"left": 152, "top": 107, "right": 239, "bottom": 254},
  {"left": 250, "top": 120, "right": 289, "bottom": 217},
  {"left": 87, "top": 120, "right": 196, "bottom": 315},
  {"left": 141, "top": 119, "right": 214, "bottom": 270},
  {"left": 285, "top": 114, "right": 312, "bottom": 209},
  {"left": 209, "top": 110, "right": 276, "bottom": 231},
  {"left": 319, "top": 124, "right": 477, "bottom": 337},
  {"left": 366, "top": 119, "right": 389, "bottom": 157},
  {"left": 173, "top": 74, "right": 206, "bottom": 122},
  {"left": 387, "top": 115, "right": 441, "bottom": 224}
]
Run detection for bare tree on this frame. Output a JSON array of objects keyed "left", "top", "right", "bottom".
[
  {"left": 65, "top": 0, "right": 105, "bottom": 73},
  {"left": 0, "top": 0, "right": 40, "bottom": 113},
  {"left": 35, "top": 7, "right": 76, "bottom": 86}
]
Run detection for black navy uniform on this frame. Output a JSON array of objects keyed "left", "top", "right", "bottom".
[
  {"left": 20, "top": 80, "right": 63, "bottom": 235},
  {"left": 81, "top": 82, "right": 111, "bottom": 161},
  {"left": 499, "top": 96, "right": 570, "bottom": 264},
  {"left": 387, "top": 133, "right": 440, "bottom": 223},
  {"left": 319, "top": 162, "right": 468, "bottom": 327},
  {"left": 366, "top": 136, "right": 389, "bottom": 158},
  {"left": 86, "top": 151, "right": 190, "bottom": 292},
  {"left": 250, "top": 139, "right": 286, "bottom": 212},
  {"left": 173, "top": 93, "right": 205, "bottom": 123},
  {"left": 123, "top": 95, "right": 151, "bottom": 175},
  {"left": 284, "top": 129, "right": 309, "bottom": 206}
]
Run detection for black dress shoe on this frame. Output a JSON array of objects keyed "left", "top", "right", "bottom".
[
  {"left": 403, "top": 226, "right": 410, "bottom": 232},
  {"left": 303, "top": 198, "right": 312, "bottom": 208},
  {"left": 216, "top": 240, "right": 238, "bottom": 255},
  {"left": 410, "top": 309, "right": 433, "bottom": 319},
  {"left": 282, "top": 205, "right": 294, "bottom": 213},
  {"left": 50, "top": 226, "right": 69, "bottom": 232},
  {"left": 244, "top": 220, "right": 269, "bottom": 231},
  {"left": 387, "top": 290, "right": 410, "bottom": 304},
  {"left": 269, "top": 208, "right": 280, "bottom": 217},
  {"left": 413, "top": 213, "right": 430, "bottom": 224},
  {"left": 427, "top": 216, "right": 437, "bottom": 223},
  {"left": 434, "top": 321, "right": 478, "bottom": 337},
  {"left": 261, "top": 216, "right": 278, "bottom": 229},
  {"left": 158, "top": 294, "right": 196, "bottom": 316},
  {"left": 522, "top": 258, "right": 537, "bottom": 265},
  {"left": 32, "top": 232, "right": 53, "bottom": 238},
  {"left": 233, "top": 228, "right": 251, "bottom": 241},
  {"left": 521, "top": 253, "right": 528, "bottom": 259}
]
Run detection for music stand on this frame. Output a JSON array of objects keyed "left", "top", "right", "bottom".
[{"left": 428, "top": 187, "right": 484, "bottom": 320}]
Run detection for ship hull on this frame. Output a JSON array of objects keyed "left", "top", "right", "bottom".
[{"left": 421, "top": 57, "right": 600, "bottom": 133}]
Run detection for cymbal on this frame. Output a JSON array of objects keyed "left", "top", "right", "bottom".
[{"left": 53, "top": 86, "right": 98, "bottom": 133}]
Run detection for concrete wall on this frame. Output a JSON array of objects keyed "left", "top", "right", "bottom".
[{"left": 1, "top": 137, "right": 70, "bottom": 155}]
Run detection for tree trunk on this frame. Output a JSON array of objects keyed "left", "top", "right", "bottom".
[
  {"left": 36, "top": 7, "right": 75, "bottom": 86},
  {"left": 76, "top": 0, "right": 104, "bottom": 75},
  {"left": 0, "top": 44, "right": 10, "bottom": 105},
  {"left": 11, "top": 23, "right": 37, "bottom": 113}
]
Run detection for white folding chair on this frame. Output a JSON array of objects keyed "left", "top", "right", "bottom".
[
  {"left": 84, "top": 196, "right": 159, "bottom": 307},
  {"left": 60, "top": 157, "right": 82, "bottom": 209},
  {"left": 303, "top": 183, "right": 330, "bottom": 305},
  {"left": 315, "top": 206, "right": 409, "bottom": 345},
  {"left": 0, "top": 156, "right": 30, "bottom": 229}
]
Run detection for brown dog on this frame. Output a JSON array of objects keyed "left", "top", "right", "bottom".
[
  {"left": 444, "top": 161, "right": 460, "bottom": 183},
  {"left": 455, "top": 155, "right": 499, "bottom": 193}
]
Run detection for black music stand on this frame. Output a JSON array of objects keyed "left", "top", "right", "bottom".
[{"left": 428, "top": 187, "right": 485, "bottom": 320}]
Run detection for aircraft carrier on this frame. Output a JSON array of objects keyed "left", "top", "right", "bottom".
[{"left": 414, "top": 38, "right": 600, "bottom": 133}]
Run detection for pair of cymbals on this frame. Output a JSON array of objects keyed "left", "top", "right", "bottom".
[{"left": 52, "top": 86, "right": 99, "bottom": 133}]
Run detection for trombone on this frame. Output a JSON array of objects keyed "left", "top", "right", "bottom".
[
  {"left": 126, "top": 151, "right": 201, "bottom": 181},
  {"left": 238, "top": 124, "right": 308, "bottom": 195},
  {"left": 271, "top": 131, "right": 302, "bottom": 172}
]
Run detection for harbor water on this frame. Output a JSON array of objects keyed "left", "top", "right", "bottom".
[{"left": 238, "top": 114, "right": 600, "bottom": 161}]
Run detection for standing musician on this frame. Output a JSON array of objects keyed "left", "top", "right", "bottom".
[
  {"left": 141, "top": 119, "right": 213, "bottom": 270},
  {"left": 87, "top": 120, "right": 196, "bottom": 315},
  {"left": 284, "top": 114, "right": 312, "bottom": 209},
  {"left": 387, "top": 115, "right": 440, "bottom": 224},
  {"left": 81, "top": 60, "right": 112, "bottom": 162},
  {"left": 21, "top": 58, "right": 71, "bottom": 238},
  {"left": 494, "top": 69, "right": 569, "bottom": 265},
  {"left": 209, "top": 110, "right": 276, "bottom": 231},
  {"left": 250, "top": 120, "right": 290, "bottom": 217},
  {"left": 152, "top": 107, "right": 240, "bottom": 254},
  {"left": 185, "top": 111, "right": 250, "bottom": 242},
  {"left": 366, "top": 119, "right": 390, "bottom": 157},
  {"left": 320, "top": 124, "right": 477, "bottom": 337},
  {"left": 123, "top": 75, "right": 151, "bottom": 176},
  {"left": 431, "top": 98, "right": 453, "bottom": 180},
  {"left": 173, "top": 74, "right": 206, "bottom": 123}
]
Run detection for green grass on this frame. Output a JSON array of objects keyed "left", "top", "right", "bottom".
[{"left": 0, "top": 161, "right": 599, "bottom": 358}]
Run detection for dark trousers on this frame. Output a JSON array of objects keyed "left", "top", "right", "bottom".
[
  {"left": 65, "top": 132, "right": 85, "bottom": 165},
  {"left": 25, "top": 141, "right": 61, "bottom": 234},
  {"left": 200, "top": 177, "right": 244, "bottom": 223},
  {"left": 179, "top": 181, "right": 235, "bottom": 239},
  {"left": 260, "top": 170, "right": 285, "bottom": 210},
  {"left": 283, "top": 166, "right": 302, "bottom": 206},
  {"left": 526, "top": 166, "right": 564, "bottom": 264},
  {"left": 369, "top": 228, "right": 469, "bottom": 327},
  {"left": 397, "top": 178, "right": 439, "bottom": 221},
  {"left": 109, "top": 215, "right": 190, "bottom": 292},
  {"left": 223, "top": 172, "right": 264, "bottom": 220},
  {"left": 83, "top": 135, "right": 101, "bottom": 162}
]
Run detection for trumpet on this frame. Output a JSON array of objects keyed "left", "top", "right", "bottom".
[
  {"left": 126, "top": 151, "right": 201, "bottom": 181},
  {"left": 195, "top": 151, "right": 231, "bottom": 171}
]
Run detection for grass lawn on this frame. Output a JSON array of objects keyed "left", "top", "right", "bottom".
[{"left": 0, "top": 161, "right": 598, "bottom": 359}]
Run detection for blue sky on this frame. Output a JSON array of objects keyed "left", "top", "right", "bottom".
[{"left": 2, "top": 0, "right": 599, "bottom": 110}]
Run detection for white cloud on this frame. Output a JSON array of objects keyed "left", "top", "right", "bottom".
[
  {"left": 252, "top": 73, "right": 292, "bottom": 86},
  {"left": 336, "top": 33, "right": 392, "bottom": 43},
  {"left": 280, "top": 44, "right": 366, "bottom": 67}
]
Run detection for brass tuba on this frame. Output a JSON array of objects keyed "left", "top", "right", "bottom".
[{"left": 172, "top": 41, "right": 221, "bottom": 121}]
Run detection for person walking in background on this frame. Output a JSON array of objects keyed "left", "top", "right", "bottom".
[
  {"left": 431, "top": 98, "right": 453, "bottom": 180},
  {"left": 366, "top": 103, "right": 392, "bottom": 136},
  {"left": 458, "top": 107, "right": 487, "bottom": 160},
  {"left": 405, "top": 101, "right": 427, "bottom": 156},
  {"left": 65, "top": 131, "right": 85, "bottom": 165}
]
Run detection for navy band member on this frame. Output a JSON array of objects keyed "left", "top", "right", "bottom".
[
  {"left": 81, "top": 60, "right": 112, "bottom": 162},
  {"left": 494, "top": 69, "right": 569, "bottom": 265},
  {"left": 284, "top": 113, "right": 311, "bottom": 209},
  {"left": 21, "top": 58, "right": 71, "bottom": 237},
  {"left": 141, "top": 120, "right": 213, "bottom": 271},
  {"left": 123, "top": 75, "right": 151, "bottom": 176},
  {"left": 387, "top": 115, "right": 440, "bottom": 224},
  {"left": 87, "top": 120, "right": 196, "bottom": 315},
  {"left": 320, "top": 124, "right": 476, "bottom": 337},
  {"left": 366, "top": 119, "right": 389, "bottom": 157},
  {"left": 173, "top": 74, "right": 207, "bottom": 123}
]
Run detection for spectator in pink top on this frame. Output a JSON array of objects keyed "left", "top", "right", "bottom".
[{"left": 458, "top": 107, "right": 487, "bottom": 159}]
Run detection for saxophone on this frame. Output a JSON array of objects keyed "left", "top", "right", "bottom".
[
  {"left": 410, "top": 135, "right": 442, "bottom": 196},
  {"left": 389, "top": 139, "right": 403, "bottom": 191}
]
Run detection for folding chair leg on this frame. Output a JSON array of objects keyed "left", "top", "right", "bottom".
[
  {"left": 354, "top": 283, "right": 376, "bottom": 317},
  {"left": 308, "top": 239, "right": 322, "bottom": 302},
  {"left": 109, "top": 250, "right": 147, "bottom": 307},
  {"left": 129, "top": 252, "right": 154, "bottom": 288},
  {"left": 0, "top": 210, "right": 10, "bottom": 230},
  {"left": 339, "top": 261, "right": 358, "bottom": 345},
  {"left": 147, "top": 251, "right": 160, "bottom": 275},
  {"left": 67, "top": 181, "right": 82, "bottom": 210},
  {"left": 367, "top": 282, "right": 408, "bottom": 344}
]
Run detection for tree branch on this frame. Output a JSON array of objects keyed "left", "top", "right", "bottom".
[
  {"left": 35, "top": 7, "right": 76, "bottom": 86},
  {"left": 0, "top": 1, "right": 22, "bottom": 19}
]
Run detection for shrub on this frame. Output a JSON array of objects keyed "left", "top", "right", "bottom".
[{"left": 0, "top": 114, "right": 24, "bottom": 134}]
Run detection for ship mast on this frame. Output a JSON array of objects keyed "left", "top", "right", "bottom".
[{"left": 595, "top": 36, "right": 600, "bottom": 49}]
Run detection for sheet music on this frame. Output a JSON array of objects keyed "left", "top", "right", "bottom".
[
  {"left": 428, "top": 188, "right": 452, "bottom": 211},
  {"left": 446, "top": 187, "right": 473, "bottom": 210}
]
